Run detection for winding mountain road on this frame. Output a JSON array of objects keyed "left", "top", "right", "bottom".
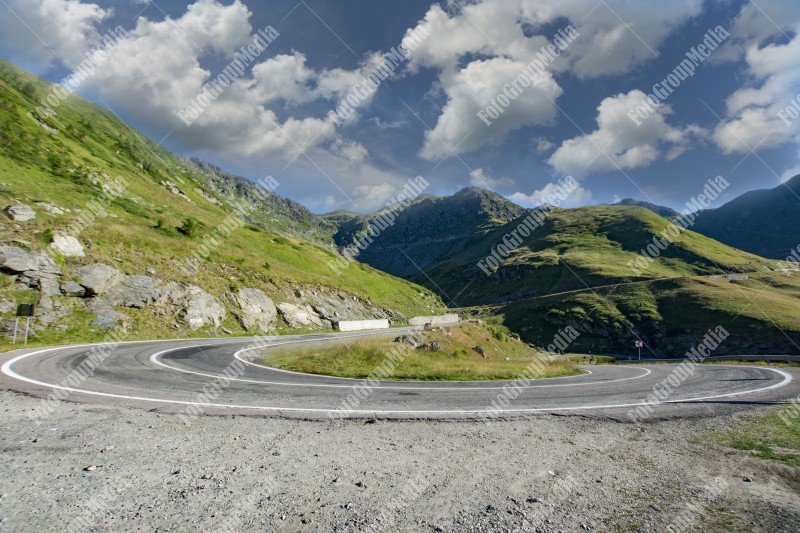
[{"left": 2, "top": 329, "right": 797, "bottom": 420}]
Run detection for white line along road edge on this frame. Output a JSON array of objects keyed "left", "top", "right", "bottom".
[{"left": 1, "top": 342, "right": 794, "bottom": 417}]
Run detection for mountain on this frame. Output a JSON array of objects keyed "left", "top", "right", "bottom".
[
  {"left": 340, "top": 189, "right": 774, "bottom": 305},
  {"left": 0, "top": 58, "right": 444, "bottom": 344},
  {"left": 326, "top": 186, "right": 527, "bottom": 277},
  {"left": 612, "top": 198, "right": 679, "bottom": 219},
  {"left": 330, "top": 187, "right": 800, "bottom": 354},
  {"left": 692, "top": 176, "right": 800, "bottom": 259}
]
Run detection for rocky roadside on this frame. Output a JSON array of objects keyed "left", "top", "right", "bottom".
[
  {"left": 0, "top": 239, "right": 401, "bottom": 340},
  {"left": 0, "top": 390, "right": 797, "bottom": 532}
]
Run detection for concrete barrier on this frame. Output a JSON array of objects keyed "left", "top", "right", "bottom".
[
  {"left": 408, "top": 314, "right": 460, "bottom": 326},
  {"left": 336, "top": 319, "right": 390, "bottom": 332}
]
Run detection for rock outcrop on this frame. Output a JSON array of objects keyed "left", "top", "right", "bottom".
[
  {"left": 0, "top": 245, "right": 62, "bottom": 294},
  {"left": 277, "top": 302, "right": 326, "bottom": 328},
  {"left": 76, "top": 264, "right": 123, "bottom": 296},
  {"left": 163, "top": 282, "right": 225, "bottom": 330},
  {"left": 235, "top": 288, "right": 277, "bottom": 332}
]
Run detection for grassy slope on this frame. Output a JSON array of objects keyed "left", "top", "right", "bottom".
[
  {"left": 261, "top": 322, "right": 583, "bottom": 380},
  {"left": 0, "top": 58, "right": 444, "bottom": 343},
  {"left": 497, "top": 270, "right": 800, "bottom": 356},
  {"left": 415, "top": 205, "right": 776, "bottom": 306}
]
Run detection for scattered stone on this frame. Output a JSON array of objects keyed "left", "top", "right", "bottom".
[
  {"left": 473, "top": 345, "right": 486, "bottom": 358},
  {"left": 3, "top": 203, "right": 35, "bottom": 221},
  {"left": 83, "top": 465, "right": 96, "bottom": 472},
  {"left": 394, "top": 334, "right": 420, "bottom": 348},
  {"left": 222, "top": 327, "right": 233, "bottom": 335},
  {"left": 49, "top": 234, "right": 84, "bottom": 257},
  {"left": 235, "top": 288, "right": 277, "bottom": 331},
  {"left": 743, "top": 476, "right": 752, "bottom": 482},
  {"left": 355, "top": 481, "right": 366, "bottom": 488},
  {"left": 417, "top": 341, "right": 442, "bottom": 351},
  {"left": 35, "top": 202, "right": 66, "bottom": 215}
]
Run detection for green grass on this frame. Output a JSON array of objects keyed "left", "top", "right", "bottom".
[
  {"left": 260, "top": 323, "right": 584, "bottom": 380},
  {"left": 0, "top": 58, "right": 447, "bottom": 343},
  {"left": 709, "top": 404, "right": 800, "bottom": 467}
]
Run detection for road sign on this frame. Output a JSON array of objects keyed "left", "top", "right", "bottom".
[
  {"left": 635, "top": 340, "right": 643, "bottom": 348},
  {"left": 16, "top": 304, "right": 35, "bottom": 317},
  {"left": 13, "top": 304, "right": 35, "bottom": 345}
]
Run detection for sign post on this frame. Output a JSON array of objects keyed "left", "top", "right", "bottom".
[
  {"left": 15, "top": 304, "right": 35, "bottom": 346},
  {"left": 635, "top": 340, "right": 644, "bottom": 360}
]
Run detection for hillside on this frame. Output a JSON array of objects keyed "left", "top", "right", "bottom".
[
  {"left": 326, "top": 187, "right": 800, "bottom": 354},
  {"left": 612, "top": 198, "right": 678, "bottom": 219},
  {"left": 692, "top": 176, "right": 800, "bottom": 259},
  {"left": 337, "top": 189, "right": 776, "bottom": 305},
  {"left": 0, "top": 58, "right": 444, "bottom": 345}
]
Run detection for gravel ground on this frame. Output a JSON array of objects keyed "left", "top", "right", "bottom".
[{"left": 0, "top": 389, "right": 798, "bottom": 532}]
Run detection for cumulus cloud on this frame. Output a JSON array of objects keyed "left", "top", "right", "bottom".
[
  {"left": 419, "top": 56, "right": 562, "bottom": 160},
  {"left": 711, "top": 17, "right": 800, "bottom": 154},
  {"left": 509, "top": 181, "right": 593, "bottom": 208},
  {"left": 404, "top": 0, "right": 701, "bottom": 160},
  {"left": 548, "top": 90, "right": 704, "bottom": 176},
  {"left": 0, "top": 0, "right": 111, "bottom": 70}
]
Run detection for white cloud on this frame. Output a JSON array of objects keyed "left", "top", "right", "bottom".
[
  {"left": 468, "top": 168, "right": 513, "bottom": 189},
  {"left": 330, "top": 139, "right": 368, "bottom": 164},
  {"left": 509, "top": 181, "right": 593, "bottom": 208},
  {"left": 533, "top": 137, "right": 555, "bottom": 154},
  {"left": 404, "top": 0, "right": 701, "bottom": 160},
  {"left": 712, "top": 30, "right": 800, "bottom": 154},
  {"left": 419, "top": 56, "right": 562, "bottom": 160},
  {"left": 0, "top": 0, "right": 111, "bottom": 70},
  {"left": 548, "top": 90, "right": 704, "bottom": 176}
]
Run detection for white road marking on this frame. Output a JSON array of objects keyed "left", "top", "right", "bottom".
[{"left": 0, "top": 342, "right": 793, "bottom": 416}]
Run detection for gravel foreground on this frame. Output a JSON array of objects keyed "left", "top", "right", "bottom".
[{"left": 0, "top": 390, "right": 798, "bottom": 532}]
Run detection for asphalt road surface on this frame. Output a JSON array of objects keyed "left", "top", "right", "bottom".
[{"left": 2, "top": 329, "right": 797, "bottom": 420}]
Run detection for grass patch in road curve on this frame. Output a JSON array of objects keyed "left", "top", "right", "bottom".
[
  {"left": 709, "top": 404, "right": 800, "bottom": 467},
  {"left": 260, "top": 323, "right": 585, "bottom": 381}
]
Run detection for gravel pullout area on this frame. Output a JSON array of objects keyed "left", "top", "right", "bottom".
[{"left": 0, "top": 390, "right": 798, "bottom": 532}]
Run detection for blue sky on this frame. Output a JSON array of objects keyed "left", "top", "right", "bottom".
[{"left": 1, "top": 0, "right": 798, "bottom": 213}]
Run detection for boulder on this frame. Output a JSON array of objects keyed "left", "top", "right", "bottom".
[
  {"left": 394, "top": 334, "right": 420, "bottom": 348},
  {"left": 417, "top": 341, "right": 442, "bottom": 351},
  {"left": 35, "top": 202, "right": 66, "bottom": 215},
  {"left": 60, "top": 281, "right": 86, "bottom": 297},
  {"left": 50, "top": 234, "right": 84, "bottom": 257},
  {"left": 163, "top": 283, "right": 225, "bottom": 330},
  {"left": 0, "top": 246, "right": 62, "bottom": 294},
  {"left": 105, "top": 275, "right": 161, "bottom": 308},
  {"left": 3, "top": 203, "right": 35, "bottom": 221},
  {"left": 76, "top": 264, "right": 123, "bottom": 296},
  {"left": 277, "top": 302, "right": 324, "bottom": 328},
  {"left": 0, "top": 246, "right": 37, "bottom": 273},
  {"left": 235, "top": 288, "right": 277, "bottom": 331}
]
